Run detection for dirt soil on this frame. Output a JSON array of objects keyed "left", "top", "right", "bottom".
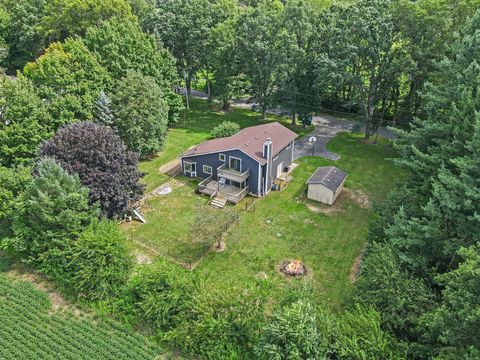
[
  {"left": 349, "top": 250, "right": 365, "bottom": 284},
  {"left": 305, "top": 188, "right": 370, "bottom": 215},
  {"left": 6, "top": 264, "right": 81, "bottom": 315}
]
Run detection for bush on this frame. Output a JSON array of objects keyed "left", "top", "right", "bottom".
[
  {"left": 255, "top": 299, "right": 332, "bottom": 360},
  {"left": 333, "top": 305, "right": 406, "bottom": 359},
  {"left": 66, "top": 220, "right": 132, "bottom": 301},
  {"left": 210, "top": 121, "right": 240, "bottom": 138},
  {"left": 124, "top": 259, "right": 197, "bottom": 332}
]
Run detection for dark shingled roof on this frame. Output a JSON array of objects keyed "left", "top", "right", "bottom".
[
  {"left": 181, "top": 122, "right": 298, "bottom": 164},
  {"left": 306, "top": 166, "right": 348, "bottom": 192}
]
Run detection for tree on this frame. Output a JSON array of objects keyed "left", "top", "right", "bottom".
[
  {"left": 210, "top": 121, "right": 240, "bottom": 138},
  {"left": 354, "top": 243, "right": 434, "bottom": 348},
  {"left": 41, "top": 0, "right": 135, "bottom": 41},
  {"left": 147, "top": 0, "right": 215, "bottom": 101},
  {"left": 111, "top": 71, "right": 169, "bottom": 158},
  {"left": 255, "top": 299, "right": 331, "bottom": 359},
  {"left": 2, "top": 158, "right": 98, "bottom": 279},
  {"left": 94, "top": 90, "right": 114, "bottom": 126},
  {"left": 236, "top": 0, "right": 288, "bottom": 119},
  {"left": 208, "top": 18, "right": 245, "bottom": 110},
  {"left": 276, "top": 0, "right": 318, "bottom": 124},
  {"left": 0, "top": 75, "right": 51, "bottom": 167},
  {"left": 423, "top": 245, "right": 480, "bottom": 358},
  {"left": 84, "top": 18, "right": 182, "bottom": 125},
  {"left": 0, "top": 7, "right": 9, "bottom": 68},
  {"left": 317, "top": 0, "right": 410, "bottom": 137},
  {"left": 0, "top": 166, "right": 31, "bottom": 237},
  {"left": 23, "top": 38, "right": 110, "bottom": 128},
  {"left": 67, "top": 219, "right": 132, "bottom": 301},
  {"left": 39, "top": 121, "right": 145, "bottom": 219},
  {"left": 191, "top": 205, "right": 238, "bottom": 250},
  {"left": 0, "top": 0, "right": 47, "bottom": 73}
]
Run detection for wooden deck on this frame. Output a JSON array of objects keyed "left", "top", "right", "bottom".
[{"left": 198, "top": 178, "right": 249, "bottom": 204}]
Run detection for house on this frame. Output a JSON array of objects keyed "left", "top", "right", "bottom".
[
  {"left": 180, "top": 122, "right": 298, "bottom": 204},
  {"left": 306, "top": 166, "right": 347, "bottom": 205}
]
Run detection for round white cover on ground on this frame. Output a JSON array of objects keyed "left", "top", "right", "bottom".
[{"left": 154, "top": 185, "right": 172, "bottom": 195}]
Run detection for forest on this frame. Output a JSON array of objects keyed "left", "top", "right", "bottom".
[{"left": 0, "top": 0, "right": 480, "bottom": 359}]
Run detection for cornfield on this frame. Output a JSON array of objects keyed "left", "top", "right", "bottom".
[{"left": 0, "top": 275, "right": 162, "bottom": 359}]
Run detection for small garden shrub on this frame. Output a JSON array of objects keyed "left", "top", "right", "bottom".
[{"left": 211, "top": 121, "right": 240, "bottom": 138}]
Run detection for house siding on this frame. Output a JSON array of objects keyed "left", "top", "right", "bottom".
[{"left": 181, "top": 149, "right": 262, "bottom": 195}]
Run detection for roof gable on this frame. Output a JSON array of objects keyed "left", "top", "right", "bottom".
[
  {"left": 306, "top": 166, "right": 348, "bottom": 192},
  {"left": 181, "top": 122, "right": 298, "bottom": 164}
]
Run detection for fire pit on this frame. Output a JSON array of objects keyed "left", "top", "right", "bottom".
[{"left": 280, "top": 259, "right": 307, "bottom": 277}]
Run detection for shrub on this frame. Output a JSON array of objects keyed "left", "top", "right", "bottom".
[
  {"left": 333, "top": 305, "right": 406, "bottom": 359},
  {"left": 255, "top": 299, "right": 332, "bottom": 359},
  {"left": 124, "top": 259, "right": 197, "bottom": 332},
  {"left": 39, "top": 121, "right": 145, "bottom": 219},
  {"left": 3, "top": 158, "right": 98, "bottom": 279},
  {"left": 210, "top": 121, "right": 240, "bottom": 138},
  {"left": 66, "top": 220, "right": 132, "bottom": 301}
]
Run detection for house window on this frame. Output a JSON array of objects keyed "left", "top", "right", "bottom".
[
  {"left": 203, "top": 165, "right": 212, "bottom": 175},
  {"left": 219, "top": 153, "right": 226, "bottom": 161},
  {"left": 184, "top": 161, "right": 196, "bottom": 176},
  {"left": 229, "top": 156, "right": 242, "bottom": 172}
]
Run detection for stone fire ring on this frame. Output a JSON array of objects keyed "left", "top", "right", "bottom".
[{"left": 279, "top": 259, "right": 308, "bottom": 277}]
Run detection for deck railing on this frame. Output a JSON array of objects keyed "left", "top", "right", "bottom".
[
  {"left": 223, "top": 185, "right": 249, "bottom": 204},
  {"left": 198, "top": 175, "right": 215, "bottom": 196},
  {"left": 217, "top": 164, "right": 250, "bottom": 183}
]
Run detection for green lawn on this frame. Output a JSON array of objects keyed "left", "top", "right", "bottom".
[
  {"left": 193, "top": 133, "right": 403, "bottom": 309},
  {"left": 122, "top": 177, "right": 209, "bottom": 265},
  {"left": 140, "top": 99, "right": 313, "bottom": 192},
  {"left": 125, "top": 114, "right": 403, "bottom": 309}
]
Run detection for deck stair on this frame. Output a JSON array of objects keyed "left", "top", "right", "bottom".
[{"left": 210, "top": 195, "right": 227, "bottom": 209}]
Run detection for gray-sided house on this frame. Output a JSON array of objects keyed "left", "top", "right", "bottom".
[
  {"left": 180, "top": 122, "right": 298, "bottom": 204},
  {"left": 306, "top": 166, "right": 348, "bottom": 205}
]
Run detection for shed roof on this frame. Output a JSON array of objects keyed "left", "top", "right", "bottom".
[
  {"left": 306, "top": 166, "right": 348, "bottom": 192},
  {"left": 181, "top": 122, "right": 298, "bottom": 164}
]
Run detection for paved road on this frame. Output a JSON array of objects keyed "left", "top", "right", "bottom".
[{"left": 183, "top": 89, "right": 395, "bottom": 161}]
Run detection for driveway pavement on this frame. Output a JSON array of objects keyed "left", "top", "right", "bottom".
[{"left": 183, "top": 89, "right": 395, "bottom": 161}]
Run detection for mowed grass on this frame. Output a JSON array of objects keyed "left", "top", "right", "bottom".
[
  {"left": 140, "top": 99, "right": 313, "bottom": 192},
  {"left": 122, "top": 177, "right": 209, "bottom": 264},
  {"left": 194, "top": 133, "right": 403, "bottom": 309}
]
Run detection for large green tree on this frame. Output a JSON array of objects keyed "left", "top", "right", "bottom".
[
  {"left": 236, "top": 0, "right": 288, "bottom": 119},
  {"left": 111, "top": 71, "right": 169, "bottom": 158},
  {"left": 0, "top": 76, "right": 51, "bottom": 167},
  {"left": 23, "top": 38, "right": 110, "bottom": 128},
  {"left": 2, "top": 158, "right": 98, "bottom": 278},
  {"left": 84, "top": 18, "right": 182, "bottom": 124},
  {"left": 41, "top": 0, "right": 135, "bottom": 41},
  {"left": 0, "top": 0, "right": 47, "bottom": 73}
]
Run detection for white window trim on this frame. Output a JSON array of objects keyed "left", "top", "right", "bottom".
[
  {"left": 203, "top": 165, "right": 212, "bottom": 175},
  {"left": 229, "top": 156, "right": 242, "bottom": 172},
  {"left": 286, "top": 143, "right": 292, "bottom": 150},
  {"left": 273, "top": 154, "right": 279, "bottom": 161},
  {"left": 219, "top": 153, "right": 226, "bottom": 161},
  {"left": 184, "top": 161, "right": 197, "bottom": 176}
]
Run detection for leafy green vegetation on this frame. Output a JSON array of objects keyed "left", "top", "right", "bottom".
[{"left": 0, "top": 274, "right": 162, "bottom": 359}]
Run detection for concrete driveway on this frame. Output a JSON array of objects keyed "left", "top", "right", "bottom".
[{"left": 294, "top": 114, "right": 356, "bottom": 161}]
